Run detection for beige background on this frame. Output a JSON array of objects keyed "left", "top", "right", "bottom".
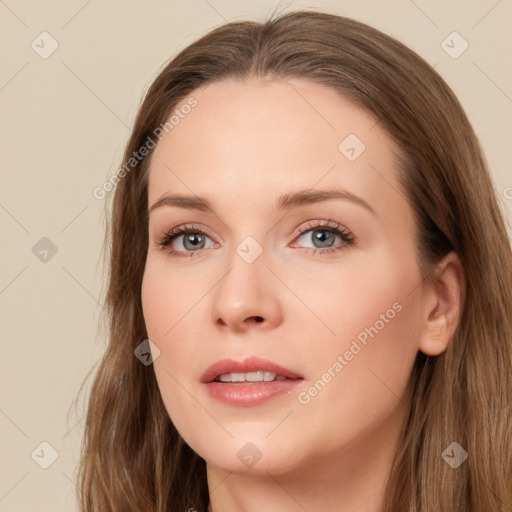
[{"left": 0, "top": 1, "right": 510, "bottom": 510}]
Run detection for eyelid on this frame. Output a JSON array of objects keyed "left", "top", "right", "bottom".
[
  {"left": 157, "top": 222, "right": 215, "bottom": 240},
  {"left": 293, "top": 219, "right": 343, "bottom": 236}
]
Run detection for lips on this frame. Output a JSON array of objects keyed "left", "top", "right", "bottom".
[
  {"left": 201, "top": 356, "right": 304, "bottom": 407},
  {"left": 200, "top": 356, "right": 303, "bottom": 383}
]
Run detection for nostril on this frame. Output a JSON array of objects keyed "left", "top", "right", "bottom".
[{"left": 254, "top": 316, "right": 264, "bottom": 323}]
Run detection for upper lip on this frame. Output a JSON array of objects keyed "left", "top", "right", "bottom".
[{"left": 200, "top": 356, "right": 303, "bottom": 383}]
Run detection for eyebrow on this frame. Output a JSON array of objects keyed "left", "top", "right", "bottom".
[{"left": 148, "top": 187, "right": 376, "bottom": 216}]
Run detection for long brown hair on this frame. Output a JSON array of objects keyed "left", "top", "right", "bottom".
[{"left": 75, "top": 9, "right": 512, "bottom": 511}]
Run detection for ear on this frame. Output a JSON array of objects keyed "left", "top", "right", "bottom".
[{"left": 418, "top": 251, "right": 465, "bottom": 356}]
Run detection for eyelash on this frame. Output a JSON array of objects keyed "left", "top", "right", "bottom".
[{"left": 156, "top": 220, "right": 356, "bottom": 258}]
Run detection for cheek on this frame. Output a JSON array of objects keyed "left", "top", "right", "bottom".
[
  {"left": 289, "top": 302, "right": 420, "bottom": 462},
  {"left": 141, "top": 268, "right": 205, "bottom": 443},
  {"left": 292, "top": 249, "right": 421, "bottom": 406},
  {"left": 141, "top": 264, "right": 208, "bottom": 384},
  {"left": 141, "top": 267, "right": 194, "bottom": 394},
  {"left": 295, "top": 268, "right": 421, "bottom": 436},
  {"left": 141, "top": 261, "right": 201, "bottom": 341},
  {"left": 285, "top": 246, "right": 419, "bottom": 347}
]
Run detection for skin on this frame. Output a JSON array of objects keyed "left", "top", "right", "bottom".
[{"left": 141, "top": 77, "right": 464, "bottom": 512}]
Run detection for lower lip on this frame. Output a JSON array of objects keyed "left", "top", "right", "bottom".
[{"left": 204, "top": 379, "right": 303, "bottom": 407}]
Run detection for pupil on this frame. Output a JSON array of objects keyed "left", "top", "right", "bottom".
[
  {"left": 313, "top": 230, "right": 334, "bottom": 248},
  {"left": 184, "top": 233, "right": 204, "bottom": 250}
]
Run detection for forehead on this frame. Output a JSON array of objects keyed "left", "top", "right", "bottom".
[{"left": 146, "top": 77, "right": 406, "bottom": 217}]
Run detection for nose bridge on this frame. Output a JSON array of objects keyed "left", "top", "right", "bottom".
[
  {"left": 217, "top": 240, "right": 268, "bottom": 305},
  {"left": 210, "top": 238, "right": 282, "bottom": 330}
]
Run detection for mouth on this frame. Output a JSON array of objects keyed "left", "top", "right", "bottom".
[
  {"left": 200, "top": 356, "right": 303, "bottom": 383},
  {"left": 201, "top": 356, "right": 304, "bottom": 407},
  {"left": 213, "top": 371, "right": 294, "bottom": 383}
]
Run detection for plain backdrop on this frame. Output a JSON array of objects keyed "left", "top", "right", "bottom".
[{"left": 0, "top": 1, "right": 511, "bottom": 510}]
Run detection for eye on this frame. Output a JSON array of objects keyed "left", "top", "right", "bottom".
[
  {"left": 156, "top": 219, "right": 356, "bottom": 258},
  {"left": 156, "top": 224, "right": 217, "bottom": 258},
  {"left": 291, "top": 220, "right": 356, "bottom": 255}
]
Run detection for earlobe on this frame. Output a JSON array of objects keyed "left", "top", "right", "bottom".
[{"left": 418, "top": 251, "right": 465, "bottom": 357}]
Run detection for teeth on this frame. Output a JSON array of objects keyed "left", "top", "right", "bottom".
[{"left": 217, "top": 371, "right": 289, "bottom": 382}]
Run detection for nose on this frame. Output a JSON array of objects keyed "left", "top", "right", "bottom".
[{"left": 211, "top": 254, "right": 283, "bottom": 333}]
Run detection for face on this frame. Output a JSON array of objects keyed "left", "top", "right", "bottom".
[{"left": 141, "top": 77, "right": 426, "bottom": 476}]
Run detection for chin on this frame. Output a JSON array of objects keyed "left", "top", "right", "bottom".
[{"left": 189, "top": 435, "right": 304, "bottom": 475}]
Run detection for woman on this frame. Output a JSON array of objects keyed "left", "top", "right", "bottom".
[{"left": 76, "top": 10, "right": 512, "bottom": 512}]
